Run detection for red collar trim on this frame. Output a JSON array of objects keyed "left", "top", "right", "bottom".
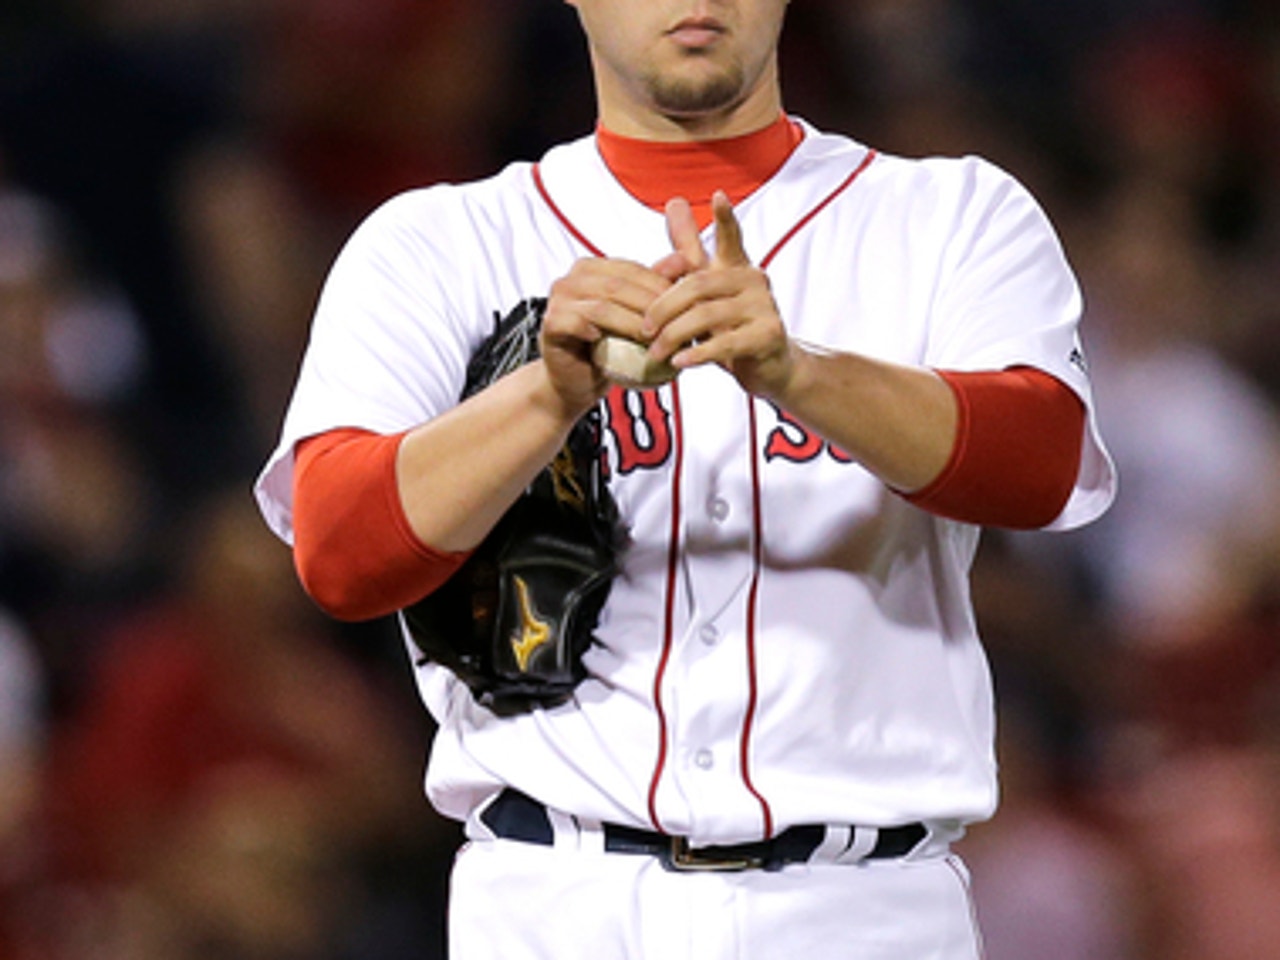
[{"left": 595, "top": 115, "right": 803, "bottom": 227}]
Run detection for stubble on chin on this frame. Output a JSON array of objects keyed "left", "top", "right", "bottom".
[{"left": 642, "top": 59, "right": 746, "bottom": 117}]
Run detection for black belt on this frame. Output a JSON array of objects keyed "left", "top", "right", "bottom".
[{"left": 480, "top": 788, "right": 927, "bottom": 872}]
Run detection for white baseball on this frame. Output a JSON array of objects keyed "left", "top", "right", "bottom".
[{"left": 592, "top": 335, "right": 677, "bottom": 387}]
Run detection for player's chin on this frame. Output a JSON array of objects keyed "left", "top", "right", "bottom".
[{"left": 645, "top": 64, "right": 746, "bottom": 117}]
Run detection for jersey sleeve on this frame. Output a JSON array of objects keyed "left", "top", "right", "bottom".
[
  {"left": 922, "top": 157, "right": 1115, "bottom": 531},
  {"left": 255, "top": 189, "right": 484, "bottom": 544}
]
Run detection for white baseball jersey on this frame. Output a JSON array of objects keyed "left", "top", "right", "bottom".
[{"left": 256, "top": 118, "right": 1115, "bottom": 848}]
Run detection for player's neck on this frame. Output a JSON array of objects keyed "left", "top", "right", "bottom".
[{"left": 596, "top": 112, "right": 802, "bottom": 230}]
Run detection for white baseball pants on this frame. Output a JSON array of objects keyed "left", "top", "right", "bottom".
[{"left": 448, "top": 837, "right": 984, "bottom": 959}]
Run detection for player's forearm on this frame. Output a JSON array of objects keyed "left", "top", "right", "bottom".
[
  {"left": 396, "top": 361, "right": 585, "bottom": 551},
  {"left": 769, "top": 342, "right": 959, "bottom": 494}
]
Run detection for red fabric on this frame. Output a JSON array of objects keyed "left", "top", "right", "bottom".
[
  {"left": 293, "top": 428, "right": 470, "bottom": 620},
  {"left": 595, "top": 114, "right": 803, "bottom": 228},
  {"left": 906, "top": 367, "right": 1085, "bottom": 529}
]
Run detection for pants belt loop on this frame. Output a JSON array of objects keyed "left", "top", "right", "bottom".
[
  {"left": 546, "top": 807, "right": 580, "bottom": 850},
  {"left": 809, "top": 825, "right": 852, "bottom": 865},
  {"left": 834, "top": 825, "right": 880, "bottom": 864},
  {"left": 575, "top": 817, "right": 607, "bottom": 855}
]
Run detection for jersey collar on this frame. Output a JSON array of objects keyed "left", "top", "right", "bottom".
[
  {"left": 595, "top": 114, "right": 803, "bottom": 230},
  {"left": 533, "top": 118, "right": 875, "bottom": 267}
]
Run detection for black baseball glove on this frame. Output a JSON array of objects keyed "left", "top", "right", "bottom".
[{"left": 400, "top": 299, "right": 623, "bottom": 712}]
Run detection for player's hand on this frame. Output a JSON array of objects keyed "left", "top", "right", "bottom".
[
  {"left": 540, "top": 255, "right": 688, "bottom": 415},
  {"left": 643, "top": 192, "right": 796, "bottom": 399}
]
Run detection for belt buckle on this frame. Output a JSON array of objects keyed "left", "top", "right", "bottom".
[{"left": 666, "top": 837, "right": 762, "bottom": 872}]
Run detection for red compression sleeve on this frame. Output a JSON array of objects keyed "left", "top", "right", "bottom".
[
  {"left": 292, "top": 427, "right": 471, "bottom": 621},
  {"left": 905, "top": 367, "right": 1085, "bottom": 529}
]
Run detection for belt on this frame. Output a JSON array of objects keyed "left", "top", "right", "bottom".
[{"left": 479, "top": 789, "right": 927, "bottom": 872}]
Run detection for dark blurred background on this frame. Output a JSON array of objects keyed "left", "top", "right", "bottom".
[{"left": 2, "top": 2, "right": 1279, "bottom": 958}]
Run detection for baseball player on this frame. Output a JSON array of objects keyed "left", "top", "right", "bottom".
[{"left": 256, "top": 1, "right": 1116, "bottom": 957}]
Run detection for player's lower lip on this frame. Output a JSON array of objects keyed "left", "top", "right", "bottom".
[{"left": 666, "top": 24, "right": 725, "bottom": 48}]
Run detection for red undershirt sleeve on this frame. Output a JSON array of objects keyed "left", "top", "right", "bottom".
[
  {"left": 904, "top": 366, "right": 1086, "bottom": 529},
  {"left": 292, "top": 427, "right": 472, "bottom": 621}
]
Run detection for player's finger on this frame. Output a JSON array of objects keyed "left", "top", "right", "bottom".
[
  {"left": 651, "top": 250, "right": 693, "bottom": 283},
  {"left": 553, "top": 260, "right": 671, "bottom": 316},
  {"left": 647, "top": 292, "right": 745, "bottom": 361},
  {"left": 567, "top": 255, "right": 674, "bottom": 291},
  {"left": 665, "top": 197, "right": 708, "bottom": 270},
  {"left": 664, "top": 306, "right": 781, "bottom": 373},
  {"left": 643, "top": 203, "right": 702, "bottom": 338},
  {"left": 712, "top": 191, "right": 750, "bottom": 267},
  {"left": 548, "top": 297, "right": 649, "bottom": 346},
  {"left": 644, "top": 268, "right": 749, "bottom": 331}
]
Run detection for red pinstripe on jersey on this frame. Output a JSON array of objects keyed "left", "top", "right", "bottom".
[
  {"left": 531, "top": 164, "right": 605, "bottom": 258},
  {"left": 741, "top": 148, "right": 878, "bottom": 839},
  {"left": 741, "top": 398, "right": 772, "bottom": 837},
  {"left": 647, "top": 380, "right": 685, "bottom": 830},
  {"left": 759, "top": 150, "right": 877, "bottom": 270}
]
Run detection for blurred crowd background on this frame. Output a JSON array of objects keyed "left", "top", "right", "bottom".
[{"left": 2, "top": 1, "right": 1279, "bottom": 958}]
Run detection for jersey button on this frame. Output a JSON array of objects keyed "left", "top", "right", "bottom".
[
  {"left": 699, "top": 624, "right": 720, "bottom": 645},
  {"left": 693, "top": 748, "right": 714, "bottom": 771},
  {"left": 708, "top": 497, "right": 730, "bottom": 522}
]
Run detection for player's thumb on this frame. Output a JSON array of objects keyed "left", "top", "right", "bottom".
[{"left": 712, "top": 191, "right": 750, "bottom": 267}]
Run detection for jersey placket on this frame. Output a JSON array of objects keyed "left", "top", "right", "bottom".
[{"left": 647, "top": 365, "right": 771, "bottom": 841}]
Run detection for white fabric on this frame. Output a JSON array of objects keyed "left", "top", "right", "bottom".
[
  {"left": 449, "top": 839, "right": 983, "bottom": 960},
  {"left": 255, "top": 119, "right": 1115, "bottom": 847}
]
